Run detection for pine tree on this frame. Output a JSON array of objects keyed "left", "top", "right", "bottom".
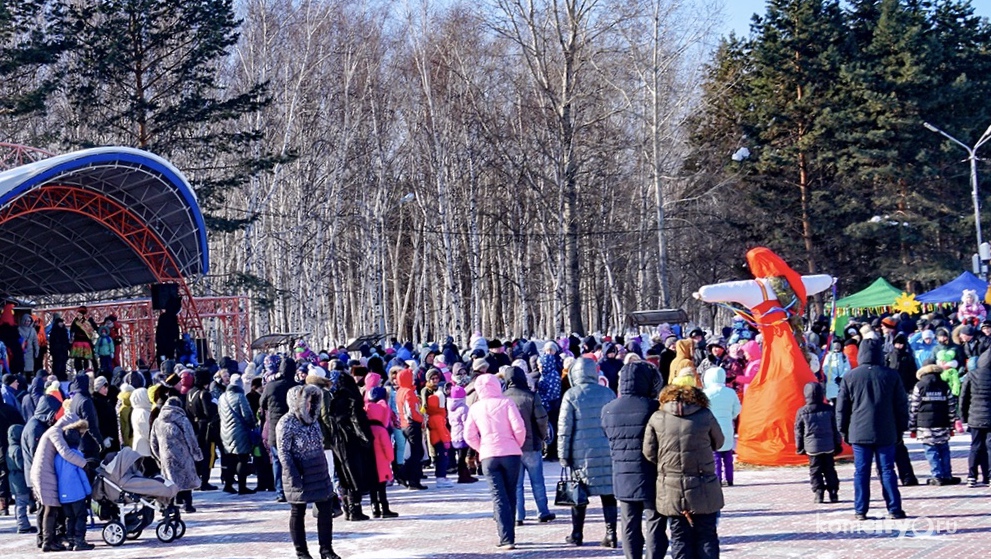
[
  {"left": 54, "top": 0, "right": 281, "bottom": 227},
  {"left": 735, "top": 0, "right": 848, "bottom": 274},
  {"left": 0, "top": 0, "right": 64, "bottom": 120},
  {"left": 836, "top": 0, "right": 991, "bottom": 287},
  {"left": 686, "top": 0, "right": 991, "bottom": 295}
]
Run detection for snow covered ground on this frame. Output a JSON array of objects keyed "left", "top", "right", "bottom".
[{"left": 0, "top": 435, "right": 987, "bottom": 558}]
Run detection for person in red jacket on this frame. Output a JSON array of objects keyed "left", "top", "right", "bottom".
[
  {"left": 843, "top": 338, "right": 860, "bottom": 369},
  {"left": 396, "top": 369, "right": 427, "bottom": 490},
  {"left": 422, "top": 369, "right": 452, "bottom": 488}
]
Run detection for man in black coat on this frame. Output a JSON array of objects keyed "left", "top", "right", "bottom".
[
  {"left": 326, "top": 373, "right": 376, "bottom": 522},
  {"left": 48, "top": 317, "right": 70, "bottom": 381},
  {"left": 598, "top": 343, "right": 623, "bottom": 394},
  {"left": 186, "top": 368, "right": 219, "bottom": 490},
  {"left": 503, "top": 366, "right": 553, "bottom": 525},
  {"left": 260, "top": 358, "right": 295, "bottom": 502},
  {"left": 959, "top": 325, "right": 990, "bottom": 375},
  {"left": 21, "top": 395, "right": 57, "bottom": 544},
  {"left": 91, "top": 377, "right": 119, "bottom": 455},
  {"left": 155, "top": 299, "right": 181, "bottom": 364},
  {"left": 485, "top": 339, "right": 512, "bottom": 372},
  {"left": 68, "top": 376, "right": 103, "bottom": 464},
  {"left": 837, "top": 338, "right": 909, "bottom": 520},
  {"left": 865, "top": 331, "right": 918, "bottom": 486},
  {"left": 886, "top": 334, "right": 919, "bottom": 395},
  {"left": 601, "top": 362, "right": 667, "bottom": 559},
  {"left": 961, "top": 349, "right": 991, "bottom": 485}
]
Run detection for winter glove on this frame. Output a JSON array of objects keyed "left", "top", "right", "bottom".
[
  {"left": 833, "top": 445, "right": 843, "bottom": 456},
  {"left": 955, "top": 420, "right": 965, "bottom": 434}
]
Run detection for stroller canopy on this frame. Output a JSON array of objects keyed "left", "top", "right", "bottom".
[{"left": 100, "top": 447, "right": 178, "bottom": 501}]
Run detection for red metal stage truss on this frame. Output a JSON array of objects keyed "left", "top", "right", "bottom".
[
  {"left": 0, "top": 184, "right": 207, "bottom": 336},
  {"left": 0, "top": 143, "right": 55, "bottom": 169}
]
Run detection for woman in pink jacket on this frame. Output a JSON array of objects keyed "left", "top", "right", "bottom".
[
  {"left": 364, "top": 388, "right": 398, "bottom": 518},
  {"left": 464, "top": 373, "right": 526, "bottom": 550}
]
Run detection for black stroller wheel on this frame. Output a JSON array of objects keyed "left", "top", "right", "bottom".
[
  {"left": 172, "top": 519, "right": 186, "bottom": 540},
  {"left": 155, "top": 521, "right": 176, "bottom": 543},
  {"left": 103, "top": 521, "right": 126, "bottom": 547}
]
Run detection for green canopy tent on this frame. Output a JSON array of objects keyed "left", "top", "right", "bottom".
[
  {"left": 835, "top": 277, "right": 903, "bottom": 314},
  {"left": 832, "top": 277, "right": 905, "bottom": 335}
]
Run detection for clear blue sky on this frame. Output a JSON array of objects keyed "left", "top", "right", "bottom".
[{"left": 723, "top": 0, "right": 991, "bottom": 38}]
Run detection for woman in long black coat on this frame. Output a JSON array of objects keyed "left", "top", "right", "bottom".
[
  {"left": 324, "top": 371, "right": 376, "bottom": 521},
  {"left": 47, "top": 317, "right": 70, "bottom": 381}
]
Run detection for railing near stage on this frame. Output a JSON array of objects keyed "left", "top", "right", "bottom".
[{"left": 36, "top": 296, "right": 251, "bottom": 370}]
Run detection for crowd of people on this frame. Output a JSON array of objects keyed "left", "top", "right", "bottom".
[{"left": 0, "top": 288, "right": 989, "bottom": 559}]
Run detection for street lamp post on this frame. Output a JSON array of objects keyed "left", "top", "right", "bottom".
[{"left": 923, "top": 121, "right": 991, "bottom": 259}]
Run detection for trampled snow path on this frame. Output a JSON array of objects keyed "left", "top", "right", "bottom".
[{"left": 0, "top": 436, "right": 987, "bottom": 558}]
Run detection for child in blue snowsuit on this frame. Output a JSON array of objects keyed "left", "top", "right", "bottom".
[{"left": 55, "top": 428, "right": 93, "bottom": 550}]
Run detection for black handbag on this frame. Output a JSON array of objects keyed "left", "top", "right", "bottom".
[{"left": 554, "top": 467, "right": 589, "bottom": 507}]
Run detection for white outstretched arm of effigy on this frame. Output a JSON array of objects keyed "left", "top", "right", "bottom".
[
  {"left": 694, "top": 275, "right": 835, "bottom": 308},
  {"left": 694, "top": 280, "right": 764, "bottom": 307},
  {"left": 801, "top": 275, "right": 835, "bottom": 297}
]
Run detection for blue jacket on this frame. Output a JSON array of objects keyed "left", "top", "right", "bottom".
[
  {"left": 702, "top": 367, "right": 741, "bottom": 452},
  {"left": 55, "top": 449, "right": 91, "bottom": 504},
  {"left": 558, "top": 357, "right": 615, "bottom": 495},
  {"left": 908, "top": 332, "right": 937, "bottom": 368},
  {"left": 601, "top": 362, "right": 659, "bottom": 503},
  {"left": 6, "top": 424, "right": 27, "bottom": 496}
]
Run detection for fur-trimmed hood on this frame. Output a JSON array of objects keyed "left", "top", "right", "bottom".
[
  {"left": 61, "top": 418, "right": 89, "bottom": 433},
  {"left": 658, "top": 384, "right": 709, "bottom": 416},
  {"left": 917, "top": 363, "right": 943, "bottom": 380},
  {"left": 287, "top": 384, "right": 323, "bottom": 425}
]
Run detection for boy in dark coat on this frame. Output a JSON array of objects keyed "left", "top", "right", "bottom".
[
  {"left": 795, "top": 382, "right": 843, "bottom": 503},
  {"left": 910, "top": 365, "right": 960, "bottom": 485},
  {"left": 602, "top": 362, "right": 668, "bottom": 559}
]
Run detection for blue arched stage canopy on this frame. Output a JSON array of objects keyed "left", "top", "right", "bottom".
[
  {"left": 917, "top": 271, "right": 988, "bottom": 305},
  {"left": 0, "top": 147, "right": 208, "bottom": 296}
]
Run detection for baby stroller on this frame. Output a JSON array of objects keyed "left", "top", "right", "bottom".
[{"left": 91, "top": 447, "right": 185, "bottom": 546}]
